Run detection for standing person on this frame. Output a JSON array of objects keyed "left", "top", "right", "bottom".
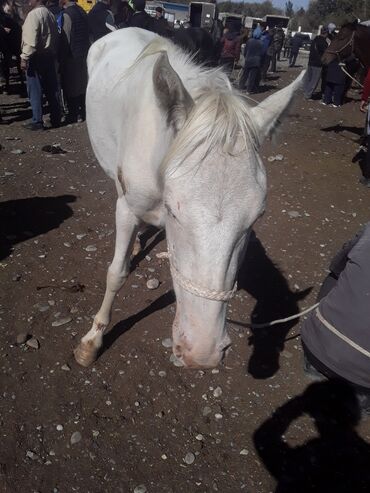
[
  {"left": 303, "top": 26, "right": 329, "bottom": 99},
  {"left": 260, "top": 27, "right": 272, "bottom": 82},
  {"left": 152, "top": 6, "right": 170, "bottom": 37},
  {"left": 273, "top": 24, "right": 284, "bottom": 63},
  {"left": 283, "top": 30, "right": 292, "bottom": 58},
  {"left": 20, "top": 0, "right": 60, "bottom": 130},
  {"left": 59, "top": 0, "right": 90, "bottom": 123},
  {"left": 87, "top": 0, "right": 115, "bottom": 43},
  {"left": 239, "top": 27, "right": 264, "bottom": 93},
  {"left": 289, "top": 32, "right": 302, "bottom": 67},
  {"left": 219, "top": 27, "right": 240, "bottom": 76},
  {"left": 359, "top": 68, "right": 370, "bottom": 187},
  {"left": 322, "top": 58, "right": 347, "bottom": 107},
  {"left": 128, "top": 0, "right": 154, "bottom": 31}
]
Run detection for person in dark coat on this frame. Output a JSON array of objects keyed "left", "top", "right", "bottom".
[
  {"left": 152, "top": 6, "right": 171, "bottom": 37},
  {"left": 301, "top": 222, "right": 370, "bottom": 415},
  {"left": 239, "top": 27, "right": 264, "bottom": 93},
  {"left": 128, "top": 0, "right": 154, "bottom": 31},
  {"left": 322, "top": 58, "right": 348, "bottom": 106},
  {"left": 289, "top": 33, "right": 302, "bottom": 67},
  {"left": 59, "top": 0, "right": 90, "bottom": 123},
  {"left": 271, "top": 25, "right": 284, "bottom": 71},
  {"left": 283, "top": 30, "right": 292, "bottom": 58},
  {"left": 87, "top": 0, "right": 115, "bottom": 42},
  {"left": 303, "top": 26, "right": 329, "bottom": 99}
]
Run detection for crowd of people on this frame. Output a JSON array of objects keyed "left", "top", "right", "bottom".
[{"left": 0, "top": 0, "right": 172, "bottom": 129}]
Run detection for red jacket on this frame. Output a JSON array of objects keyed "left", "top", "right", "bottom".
[{"left": 362, "top": 69, "right": 370, "bottom": 102}]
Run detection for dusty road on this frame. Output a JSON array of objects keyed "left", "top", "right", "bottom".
[{"left": 1, "top": 51, "right": 370, "bottom": 492}]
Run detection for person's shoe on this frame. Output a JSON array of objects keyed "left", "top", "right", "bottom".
[
  {"left": 23, "top": 122, "right": 44, "bottom": 131},
  {"left": 321, "top": 101, "right": 329, "bottom": 105},
  {"left": 359, "top": 177, "right": 370, "bottom": 187},
  {"left": 331, "top": 104, "right": 341, "bottom": 108}
]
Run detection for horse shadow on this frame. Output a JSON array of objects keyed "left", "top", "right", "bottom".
[
  {"left": 0, "top": 195, "right": 77, "bottom": 260},
  {"left": 254, "top": 380, "right": 370, "bottom": 492},
  {"left": 102, "top": 290, "right": 175, "bottom": 353},
  {"left": 236, "top": 232, "right": 311, "bottom": 379},
  {"left": 321, "top": 124, "right": 365, "bottom": 142}
]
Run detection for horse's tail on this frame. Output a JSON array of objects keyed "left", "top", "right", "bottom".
[{"left": 250, "top": 70, "right": 305, "bottom": 145}]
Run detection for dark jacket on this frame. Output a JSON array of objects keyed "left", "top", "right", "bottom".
[
  {"left": 63, "top": 4, "right": 89, "bottom": 58},
  {"left": 291, "top": 34, "right": 302, "bottom": 54},
  {"left": 88, "top": 1, "right": 113, "bottom": 42},
  {"left": 308, "top": 35, "right": 328, "bottom": 67},
  {"left": 326, "top": 59, "right": 347, "bottom": 85},
  {"left": 128, "top": 10, "right": 154, "bottom": 31},
  {"left": 273, "top": 27, "right": 285, "bottom": 50},
  {"left": 301, "top": 222, "right": 370, "bottom": 389},
  {"left": 244, "top": 37, "right": 264, "bottom": 68},
  {"left": 152, "top": 16, "right": 171, "bottom": 37},
  {"left": 261, "top": 31, "right": 272, "bottom": 55}
]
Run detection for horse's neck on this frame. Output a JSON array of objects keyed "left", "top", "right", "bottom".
[{"left": 357, "top": 28, "right": 370, "bottom": 68}]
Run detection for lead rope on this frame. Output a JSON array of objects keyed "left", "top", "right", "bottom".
[{"left": 339, "top": 63, "right": 364, "bottom": 88}]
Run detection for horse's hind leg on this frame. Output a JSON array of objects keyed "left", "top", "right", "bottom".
[{"left": 74, "top": 197, "right": 139, "bottom": 367}]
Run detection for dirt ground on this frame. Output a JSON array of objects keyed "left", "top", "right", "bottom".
[{"left": 1, "top": 51, "right": 370, "bottom": 493}]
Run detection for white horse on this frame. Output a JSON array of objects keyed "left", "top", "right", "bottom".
[{"left": 74, "top": 28, "right": 304, "bottom": 368}]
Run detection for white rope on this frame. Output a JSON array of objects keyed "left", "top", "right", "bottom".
[
  {"left": 244, "top": 302, "right": 319, "bottom": 329},
  {"left": 339, "top": 63, "right": 364, "bottom": 88}
]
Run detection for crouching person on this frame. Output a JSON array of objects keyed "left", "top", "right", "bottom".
[{"left": 301, "top": 222, "right": 370, "bottom": 416}]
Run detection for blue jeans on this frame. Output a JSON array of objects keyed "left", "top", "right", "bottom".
[{"left": 26, "top": 53, "right": 61, "bottom": 125}]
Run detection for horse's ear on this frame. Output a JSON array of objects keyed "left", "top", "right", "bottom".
[{"left": 153, "top": 52, "right": 194, "bottom": 132}]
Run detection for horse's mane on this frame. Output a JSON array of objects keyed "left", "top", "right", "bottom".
[{"left": 128, "top": 38, "right": 259, "bottom": 177}]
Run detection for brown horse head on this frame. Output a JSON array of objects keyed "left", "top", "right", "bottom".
[{"left": 322, "top": 21, "right": 370, "bottom": 68}]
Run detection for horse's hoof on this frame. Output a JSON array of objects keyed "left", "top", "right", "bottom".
[{"left": 74, "top": 341, "right": 98, "bottom": 367}]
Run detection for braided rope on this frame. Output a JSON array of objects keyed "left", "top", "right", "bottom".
[{"left": 169, "top": 260, "right": 237, "bottom": 301}]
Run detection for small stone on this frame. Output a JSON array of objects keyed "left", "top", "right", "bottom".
[
  {"left": 267, "top": 155, "right": 276, "bottom": 162},
  {"left": 92, "top": 430, "right": 99, "bottom": 438},
  {"left": 70, "top": 431, "right": 82, "bottom": 444},
  {"left": 202, "top": 406, "right": 212, "bottom": 416},
  {"left": 11, "top": 149, "right": 25, "bottom": 155},
  {"left": 211, "top": 369, "right": 219, "bottom": 374},
  {"left": 146, "top": 278, "right": 159, "bottom": 290},
  {"left": 63, "top": 242, "right": 71, "bottom": 248},
  {"left": 35, "top": 302, "right": 50, "bottom": 312},
  {"left": 239, "top": 449, "right": 249, "bottom": 456},
  {"left": 26, "top": 337, "right": 40, "bottom": 349},
  {"left": 287, "top": 210, "right": 301, "bottom": 218},
  {"left": 76, "top": 234, "right": 86, "bottom": 240},
  {"left": 48, "top": 300, "right": 55, "bottom": 306},
  {"left": 16, "top": 332, "right": 29, "bottom": 344},
  {"left": 158, "top": 370, "right": 167, "bottom": 377},
  {"left": 214, "top": 413, "right": 223, "bottom": 420},
  {"left": 26, "top": 450, "right": 38, "bottom": 460},
  {"left": 61, "top": 364, "right": 70, "bottom": 371},
  {"left": 213, "top": 387, "right": 222, "bottom": 398},
  {"left": 85, "top": 245, "right": 97, "bottom": 252},
  {"left": 12, "top": 274, "right": 21, "bottom": 281},
  {"left": 161, "top": 454, "right": 167, "bottom": 460},
  {"left": 282, "top": 350, "right": 293, "bottom": 359},
  {"left": 155, "top": 251, "right": 169, "bottom": 259},
  {"left": 134, "top": 486, "right": 147, "bottom": 493},
  {"left": 184, "top": 452, "right": 195, "bottom": 465},
  {"left": 49, "top": 450, "right": 56, "bottom": 456},
  {"left": 161, "top": 338, "right": 172, "bottom": 348},
  {"left": 196, "top": 434, "right": 204, "bottom": 441},
  {"left": 56, "top": 424, "right": 64, "bottom": 431},
  {"left": 52, "top": 316, "right": 72, "bottom": 327},
  {"left": 274, "top": 154, "right": 284, "bottom": 161},
  {"left": 145, "top": 255, "right": 151, "bottom": 261},
  {"left": 169, "top": 353, "right": 184, "bottom": 367}
]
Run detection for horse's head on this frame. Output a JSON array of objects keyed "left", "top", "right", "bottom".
[
  {"left": 321, "top": 21, "right": 357, "bottom": 65},
  {"left": 153, "top": 53, "right": 304, "bottom": 368}
]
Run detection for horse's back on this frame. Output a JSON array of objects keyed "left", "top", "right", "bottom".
[{"left": 86, "top": 28, "right": 159, "bottom": 179}]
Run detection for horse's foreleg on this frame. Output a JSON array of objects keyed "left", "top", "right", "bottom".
[{"left": 74, "top": 197, "right": 139, "bottom": 367}]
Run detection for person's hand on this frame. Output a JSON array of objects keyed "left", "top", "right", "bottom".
[
  {"left": 20, "top": 59, "right": 28, "bottom": 72},
  {"left": 4, "top": 27, "right": 11, "bottom": 33},
  {"left": 360, "top": 100, "right": 368, "bottom": 113}
]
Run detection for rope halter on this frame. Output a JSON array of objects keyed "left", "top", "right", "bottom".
[{"left": 166, "top": 251, "right": 237, "bottom": 302}]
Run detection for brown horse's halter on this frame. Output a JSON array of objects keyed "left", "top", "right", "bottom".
[
  {"left": 325, "top": 31, "right": 364, "bottom": 88},
  {"left": 325, "top": 31, "right": 355, "bottom": 59}
]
